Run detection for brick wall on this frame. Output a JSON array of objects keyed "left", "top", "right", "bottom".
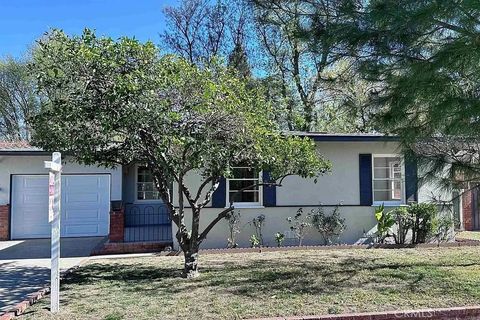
[
  {"left": 0, "top": 204, "right": 9, "bottom": 240},
  {"left": 109, "top": 208, "right": 124, "bottom": 242},
  {"left": 463, "top": 191, "right": 473, "bottom": 231}
]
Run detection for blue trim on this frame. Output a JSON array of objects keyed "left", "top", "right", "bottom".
[
  {"left": 307, "top": 135, "right": 400, "bottom": 142},
  {"left": 0, "top": 151, "right": 50, "bottom": 155},
  {"left": 405, "top": 158, "right": 418, "bottom": 202},
  {"left": 359, "top": 154, "right": 373, "bottom": 206},
  {"left": 262, "top": 171, "right": 276, "bottom": 207},
  {"left": 211, "top": 177, "right": 226, "bottom": 208}
]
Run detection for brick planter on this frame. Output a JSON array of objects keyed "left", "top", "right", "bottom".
[
  {"left": 109, "top": 208, "right": 124, "bottom": 242},
  {"left": 250, "top": 306, "right": 480, "bottom": 320},
  {"left": 0, "top": 204, "right": 9, "bottom": 241}
]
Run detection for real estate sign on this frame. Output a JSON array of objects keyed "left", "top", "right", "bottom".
[{"left": 44, "top": 152, "right": 62, "bottom": 313}]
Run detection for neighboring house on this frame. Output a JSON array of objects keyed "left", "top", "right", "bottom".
[{"left": 0, "top": 133, "right": 465, "bottom": 250}]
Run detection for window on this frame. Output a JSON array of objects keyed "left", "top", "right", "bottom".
[
  {"left": 227, "top": 167, "right": 262, "bottom": 206},
  {"left": 136, "top": 165, "right": 161, "bottom": 201},
  {"left": 372, "top": 155, "right": 404, "bottom": 204}
]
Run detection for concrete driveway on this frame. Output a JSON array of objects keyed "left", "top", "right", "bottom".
[{"left": 0, "top": 237, "right": 105, "bottom": 313}]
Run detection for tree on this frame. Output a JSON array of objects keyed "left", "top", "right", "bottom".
[
  {"left": 0, "top": 57, "right": 40, "bottom": 141},
  {"left": 353, "top": 0, "right": 480, "bottom": 190},
  {"left": 31, "top": 29, "right": 331, "bottom": 278},
  {"left": 251, "top": 0, "right": 362, "bottom": 131},
  {"left": 161, "top": 0, "right": 255, "bottom": 68}
]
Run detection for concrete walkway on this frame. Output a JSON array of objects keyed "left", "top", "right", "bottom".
[{"left": 0, "top": 237, "right": 105, "bottom": 313}]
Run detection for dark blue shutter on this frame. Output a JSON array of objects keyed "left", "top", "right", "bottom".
[
  {"left": 211, "top": 177, "right": 226, "bottom": 208},
  {"left": 359, "top": 154, "right": 373, "bottom": 206},
  {"left": 405, "top": 158, "right": 418, "bottom": 202},
  {"left": 262, "top": 171, "right": 276, "bottom": 207}
]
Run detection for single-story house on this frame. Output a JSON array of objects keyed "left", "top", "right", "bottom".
[{"left": 0, "top": 133, "right": 468, "bottom": 250}]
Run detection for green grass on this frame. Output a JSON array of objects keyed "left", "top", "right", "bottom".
[
  {"left": 457, "top": 231, "right": 480, "bottom": 241},
  {"left": 20, "top": 247, "right": 480, "bottom": 320}
]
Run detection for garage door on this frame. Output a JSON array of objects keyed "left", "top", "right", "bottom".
[{"left": 11, "top": 175, "right": 111, "bottom": 239}]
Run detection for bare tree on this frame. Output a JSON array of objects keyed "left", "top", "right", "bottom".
[
  {"left": 161, "top": 0, "right": 255, "bottom": 68},
  {"left": 0, "top": 57, "right": 40, "bottom": 141},
  {"left": 251, "top": 0, "right": 362, "bottom": 131}
]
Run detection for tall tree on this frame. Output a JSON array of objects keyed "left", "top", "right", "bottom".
[
  {"left": 251, "top": 0, "right": 362, "bottom": 131},
  {"left": 32, "top": 29, "right": 331, "bottom": 278},
  {"left": 161, "top": 0, "right": 255, "bottom": 68},
  {"left": 354, "top": 0, "right": 480, "bottom": 189},
  {"left": 0, "top": 57, "right": 40, "bottom": 141}
]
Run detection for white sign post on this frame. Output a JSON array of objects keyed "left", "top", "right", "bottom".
[{"left": 45, "top": 152, "right": 62, "bottom": 313}]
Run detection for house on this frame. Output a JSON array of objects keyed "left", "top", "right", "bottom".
[{"left": 0, "top": 133, "right": 465, "bottom": 251}]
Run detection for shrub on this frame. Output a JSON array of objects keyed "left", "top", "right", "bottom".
[
  {"left": 225, "top": 210, "right": 241, "bottom": 248},
  {"left": 249, "top": 214, "right": 266, "bottom": 246},
  {"left": 374, "top": 204, "right": 395, "bottom": 243},
  {"left": 275, "top": 232, "right": 285, "bottom": 247},
  {"left": 408, "top": 203, "right": 437, "bottom": 244},
  {"left": 311, "top": 205, "right": 346, "bottom": 245},
  {"left": 431, "top": 214, "right": 455, "bottom": 244},
  {"left": 249, "top": 234, "right": 260, "bottom": 248},
  {"left": 390, "top": 207, "right": 412, "bottom": 244},
  {"left": 287, "top": 208, "right": 312, "bottom": 246}
]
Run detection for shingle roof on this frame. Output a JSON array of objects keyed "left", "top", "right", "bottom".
[
  {"left": 0, "top": 141, "right": 43, "bottom": 152},
  {"left": 289, "top": 131, "right": 400, "bottom": 141}
]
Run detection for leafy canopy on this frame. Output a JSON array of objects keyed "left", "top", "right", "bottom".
[
  {"left": 355, "top": 0, "right": 480, "bottom": 187},
  {"left": 32, "top": 29, "right": 330, "bottom": 184}
]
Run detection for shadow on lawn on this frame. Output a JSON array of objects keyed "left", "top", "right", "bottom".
[{"left": 58, "top": 255, "right": 480, "bottom": 300}]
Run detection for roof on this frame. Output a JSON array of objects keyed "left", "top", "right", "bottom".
[
  {"left": 289, "top": 132, "right": 400, "bottom": 142},
  {"left": 0, "top": 132, "right": 399, "bottom": 155},
  {"left": 0, "top": 141, "right": 46, "bottom": 155}
]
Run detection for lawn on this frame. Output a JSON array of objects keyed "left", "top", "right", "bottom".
[
  {"left": 457, "top": 231, "right": 480, "bottom": 241},
  {"left": 20, "top": 247, "right": 480, "bottom": 320}
]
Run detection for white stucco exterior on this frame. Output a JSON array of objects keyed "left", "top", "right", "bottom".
[
  {"left": 169, "top": 140, "right": 453, "bottom": 249},
  {"left": 0, "top": 154, "right": 122, "bottom": 205},
  {"left": 0, "top": 137, "right": 452, "bottom": 245}
]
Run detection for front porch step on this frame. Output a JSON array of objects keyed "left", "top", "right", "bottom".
[{"left": 90, "top": 241, "right": 173, "bottom": 256}]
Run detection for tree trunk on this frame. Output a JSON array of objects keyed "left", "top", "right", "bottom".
[{"left": 183, "top": 248, "right": 200, "bottom": 279}]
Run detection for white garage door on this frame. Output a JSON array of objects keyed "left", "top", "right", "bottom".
[{"left": 11, "top": 175, "right": 111, "bottom": 239}]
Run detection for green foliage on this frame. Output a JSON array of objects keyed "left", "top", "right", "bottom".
[
  {"left": 287, "top": 208, "right": 312, "bottom": 246},
  {"left": 374, "top": 204, "right": 395, "bottom": 243},
  {"left": 249, "top": 234, "right": 260, "bottom": 248},
  {"left": 274, "top": 232, "right": 285, "bottom": 247},
  {"left": 0, "top": 57, "right": 40, "bottom": 140},
  {"left": 354, "top": 0, "right": 480, "bottom": 186},
  {"left": 249, "top": 214, "right": 266, "bottom": 246},
  {"left": 390, "top": 207, "right": 412, "bottom": 245},
  {"left": 408, "top": 203, "right": 438, "bottom": 244},
  {"left": 251, "top": 0, "right": 366, "bottom": 131},
  {"left": 431, "top": 214, "right": 455, "bottom": 245},
  {"left": 311, "top": 205, "right": 347, "bottom": 245},
  {"left": 31, "top": 29, "right": 330, "bottom": 276},
  {"left": 225, "top": 210, "right": 241, "bottom": 248}
]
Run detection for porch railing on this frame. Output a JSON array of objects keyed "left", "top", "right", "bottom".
[{"left": 124, "top": 203, "right": 172, "bottom": 242}]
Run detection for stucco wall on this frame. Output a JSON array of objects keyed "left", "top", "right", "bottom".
[
  {"left": 0, "top": 155, "right": 122, "bottom": 205},
  {"left": 168, "top": 140, "right": 454, "bottom": 249},
  {"left": 172, "top": 206, "right": 377, "bottom": 249},
  {"left": 173, "top": 141, "right": 405, "bottom": 207},
  {"left": 277, "top": 141, "right": 403, "bottom": 206}
]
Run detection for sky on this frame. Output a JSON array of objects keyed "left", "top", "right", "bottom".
[{"left": 0, "top": 0, "right": 179, "bottom": 58}]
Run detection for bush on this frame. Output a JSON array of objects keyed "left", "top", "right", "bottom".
[
  {"left": 249, "top": 214, "right": 266, "bottom": 246},
  {"left": 390, "top": 207, "right": 412, "bottom": 244},
  {"left": 407, "top": 203, "right": 438, "bottom": 244},
  {"left": 274, "top": 232, "right": 285, "bottom": 247},
  {"left": 374, "top": 204, "right": 395, "bottom": 243},
  {"left": 311, "top": 205, "right": 346, "bottom": 245},
  {"left": 225, "top": 210, "right": 241, "bottom": 248},
  {"left": 431, "top": 214, "right": 455, "bottom": 244},
  {"left": 287, "top": 208, "right": 312, "bottom": 246}
]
